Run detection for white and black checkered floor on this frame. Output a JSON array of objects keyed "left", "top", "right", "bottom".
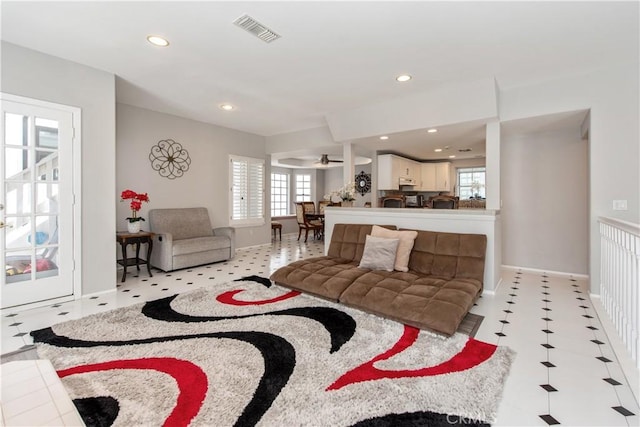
[{"left": 2, "top": 233, "right": 639, "bottom": 426}]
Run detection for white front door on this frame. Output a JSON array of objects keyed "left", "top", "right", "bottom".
[{"left": 1, "top": 94, "right": 79, "bottom": 309}]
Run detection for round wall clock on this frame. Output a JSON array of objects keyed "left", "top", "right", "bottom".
[{"left": 355, "top": 171, "right": 371, "bottom": 196}]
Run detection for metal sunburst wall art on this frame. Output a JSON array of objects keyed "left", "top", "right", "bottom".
[
  {"left": 355, "top": 170, "right": 372, "bottom": 196},
  {"left": 149, "top": 139, "right": 191, "bottom": 179}
]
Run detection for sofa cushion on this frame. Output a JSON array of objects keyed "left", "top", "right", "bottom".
[
  {"left": 149, "top": 207, "right": 214, "bottom": 240},
  {"left": 358, "top": 235, "right": 399, "bottom": 272},
  {"left": 338, "top": 271, "right": 482, "bottom": 336},
  {"left": 172, "top": 236, "right": 230, "bottom": 256},
  {"left": 371, "top": 225, "right": 418, "bottom": 272},
  {"left": 327, "top": 224, "right": 397, "bottom": 262},
  {"left": 269, "top": 256, "right": 362, "bottom": 301},
  {"left": 407, "top": 230, "right": 487, "bottom": 282}
]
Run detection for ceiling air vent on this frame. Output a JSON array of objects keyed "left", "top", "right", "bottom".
[
  {"left": 458, "top": 148, "right": 473, "bottom": 152},
  {"left": 233, "top": 14, "right": 281, "bottom": 43}
]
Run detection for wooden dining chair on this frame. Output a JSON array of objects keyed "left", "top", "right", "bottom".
[
  {"left": 429, "top": 195, "right": 459, "bottom": 209},
  {"left": 295, "top": 202, "right": 323, "bottom": 242}
]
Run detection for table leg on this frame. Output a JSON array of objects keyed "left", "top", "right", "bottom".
[
  {"left": 120, "top": 241, "right": 128, "bottom": 282},
  {"left": 135, "top": 242, "right": 141, "bottom": 271},
  {"left": 146, "top": 237, "right": 154, "bottom": 277}
]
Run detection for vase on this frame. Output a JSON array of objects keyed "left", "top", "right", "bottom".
[
  {"left": 342, "top": 201, "right": 353, "bottom": 207},
  {"left": 127, "top": 221, "right": 141, "bottom": 233}
]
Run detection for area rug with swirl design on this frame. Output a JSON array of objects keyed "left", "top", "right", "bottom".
[{"left": 32, "top": 276, "right": 515, "bottom": 427}]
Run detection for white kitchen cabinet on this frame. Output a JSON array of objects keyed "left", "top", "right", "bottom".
[
  {"left": 378, "top": 154, "right": 395, "bottom": 190},
  {"left": 435, "top": 162, "right": 451, "bottom": 192},
  {"left": 420, "top": 162, "right": 451, "bottom": 192},
  {"left": 420, "top": 163, "right": 436, "bottom": 191},
  {"left": 377, "top": 154, "right": 420, "bottom": 190},
  {"left": 405, "top": 159, "right": 420, "bottom": 180}
]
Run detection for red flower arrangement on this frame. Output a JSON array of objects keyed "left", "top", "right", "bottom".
[{"left": 121, "top": 189, "right": 150, "bottom": 223}]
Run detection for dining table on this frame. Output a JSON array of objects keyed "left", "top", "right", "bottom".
[{"left": 305, "top": 213, "right": 325, "bottom": 239}]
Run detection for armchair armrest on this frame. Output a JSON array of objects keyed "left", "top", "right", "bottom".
[
  {"left": 150, "top": 232, "right": 174, "bottom": 272},
  {"left": 213, "top": 227, "right": 235, "bottom": 256}
]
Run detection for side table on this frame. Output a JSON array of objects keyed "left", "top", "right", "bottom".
[{"left": 116, "top": 231, "right": 155, "bottom": 282}]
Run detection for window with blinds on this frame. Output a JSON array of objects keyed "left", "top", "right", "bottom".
[{"left": 229, "top": 155, "right": 265, "bottom": 226}]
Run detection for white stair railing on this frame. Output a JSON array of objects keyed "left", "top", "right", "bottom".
[{"left": 599, "top": 216, "right": 640, "bottom": 368}]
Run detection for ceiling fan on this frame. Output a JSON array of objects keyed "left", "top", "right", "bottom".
[{"left": 317, "top": 154, "right": 343, "bottom": 165}]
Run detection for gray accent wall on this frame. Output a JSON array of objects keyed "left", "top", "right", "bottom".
[
  {"left": 116, "top": 103, "right": 269, "bottom": 250},
  {"left": 500, "top": 62, "right": 639, "bottom": 294},
  {"left": 1, "top": 42, "right": 116, "bottom": 296},
  {"left": 501, "top": 128, "right": 589, "bottom": 274},
  {"left": 324, "top": 164, "right": 372, "bottom": 207}
]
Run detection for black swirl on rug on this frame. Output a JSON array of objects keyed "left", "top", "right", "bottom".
[
  {"left": 32, "top": 328, "right": 295, "bottom": 426},
  {"left": 351, "top": 411, "right": 491, "bottom": 427},
  {"left": 141, "top": 295, "right": 355, "bottom": 353},
  {"left": 234, "top": 275, "right": 273, "bottom": 288},
  {"left": 73, "top": 396, "right": 119, "bottom": 427}
]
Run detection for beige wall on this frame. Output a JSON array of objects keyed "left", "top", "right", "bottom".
[
  {"left": 1, "top": 42, "right": 117, "bottom": 295},
  {"left": 116, "top": 103, "right": 269, "bottom": 249}
]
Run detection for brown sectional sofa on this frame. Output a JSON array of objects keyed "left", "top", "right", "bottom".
[{"left": 270, "top": 223, "right": 487, "bottom": 336}]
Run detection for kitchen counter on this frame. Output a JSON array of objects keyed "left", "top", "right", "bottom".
[
  {"left": 323, "top": 207, "right": 502, "bottom": 292},
  {"left": 458, "top": 199, "right": 486, "bottom": 209}
]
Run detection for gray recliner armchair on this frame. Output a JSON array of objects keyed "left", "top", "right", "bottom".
[{"left": 148, "top": 207, "right": 235, "bottom": 272}]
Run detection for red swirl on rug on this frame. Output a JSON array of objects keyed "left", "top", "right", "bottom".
[
  {"left": 216, "top": 289, "right": 300, "bottom": 306},
  {"left": 327, "top": 325, "right": 497, "bottom": 391},
  {"left": 57, "top": 358, "right": 207, "bottom": 427}
]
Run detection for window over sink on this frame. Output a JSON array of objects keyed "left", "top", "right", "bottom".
[{"left": 457, "top": 167, "right": 486, "bottom": 199}]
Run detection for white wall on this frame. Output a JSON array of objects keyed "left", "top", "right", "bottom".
[
  {"left": 499, "top": 62, "right": 639, "bottom": 293},
  {"left": 501, "top": 128, "right": 588, "bottom": 274},
  {"left": 1, "top": 42, "right": 117, "bottom": 295},
  {"left": 116, "top": 103, "right": 269, "bottom": 249}
]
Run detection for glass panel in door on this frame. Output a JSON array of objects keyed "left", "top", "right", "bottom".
[{"left": 1, "top": 97, "right": 75, "bottom": 308}]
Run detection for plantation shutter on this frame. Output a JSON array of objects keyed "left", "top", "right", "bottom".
[
  {"left": 230, "top": 155, "right": 265, "bottom": 226},
  {"left": 248, "top": 161, "right": 264, "bottom": 220}
]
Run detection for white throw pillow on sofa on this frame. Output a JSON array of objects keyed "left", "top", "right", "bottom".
[
  {"left": 371, "top": 225, "right": 418, "bottom": 272},
  {"left": 358, "top": 235, "right": 400, "bottom": 272}
]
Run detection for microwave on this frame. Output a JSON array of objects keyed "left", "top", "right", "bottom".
[{"left": 405, "top": 195, "right": 424, "bottom": 208}]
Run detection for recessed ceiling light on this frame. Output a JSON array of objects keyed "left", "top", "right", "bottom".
[
  {"left": 220, "top": 104, "right": 234, "bottom": 111},
  {"left": 396, "top": 74, "right": 412, "bottom": 82},
  {"left": 147, "top": 35, "right": 169, "bottom": 47},
  {"left": 449, "top": 155, "right": 456, "bottom": 158},
  {"left": 427, "top": 128, "right": 438, "bottom": 133},
  {"left": 434, "top": 148, "right": 443, "bottom": 152},
  {"left": 380, "top": 136, "right": 389, "bottom": 140}
]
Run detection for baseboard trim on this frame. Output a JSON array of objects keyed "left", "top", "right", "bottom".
[
  {"left": 502, "top": 264, "right": 589, "bottom": 280},
  {"left": 82, "top": 288, "right": 117, "bottom": 299},
  {"left": 0, "top": 295, "right": 76, "bottom": 313},
  {"left": 482, "top": 276, "right": 502, "bottom": 296}
]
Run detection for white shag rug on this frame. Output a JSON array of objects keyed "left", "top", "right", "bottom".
[{"left": 32, "top": 276, "right": 515, "bottom": 427}]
